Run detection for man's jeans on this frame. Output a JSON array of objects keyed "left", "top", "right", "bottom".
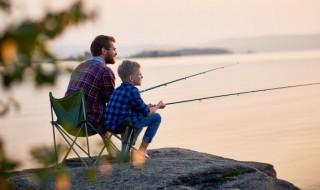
[{"left": 134, "top": 113, "right": 161, "bottom": 143}]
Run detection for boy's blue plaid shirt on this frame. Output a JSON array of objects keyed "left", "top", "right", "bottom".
[{"left": 104, "top": 82, "right": 150, "bottom": 130}]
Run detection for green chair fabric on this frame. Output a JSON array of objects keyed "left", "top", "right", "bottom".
[{"left": 49, "top": 89, "right": 95, "bottom": 137}]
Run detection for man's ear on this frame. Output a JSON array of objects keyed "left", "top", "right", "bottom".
[{"left": 101, "top": 47, "right": 107, "bottom": 55}]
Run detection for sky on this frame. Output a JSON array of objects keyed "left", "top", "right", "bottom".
[{"left": 3, "top": 0, "right": 320, "bottom": 55}]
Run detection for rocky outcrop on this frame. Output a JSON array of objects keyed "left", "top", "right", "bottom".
[{"left": 7, "top": 148, "right": 300, "bottom": 190}]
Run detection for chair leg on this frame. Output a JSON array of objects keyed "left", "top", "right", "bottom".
[
  {"left": 50, "top": 105, "right": 59, "bottom": 166},
  {"left": 92, "top": 135, "right": 120, "bottom": 166},
  {"left": 52, "top": 124, "right": 59, "bottom": 166},
  {"left": 59, "top": 127, "right": 95, "bottom": 161},
  {"left": 92, "top": 145, "right": 106, "bottom": 166},
  {"left": 56, "top": 127, "right": 88, "bottom": 168},
  {"left": 119, "top": 126, "right": 134, "bottom": 162},
  {"left": 84, "top": 124, "right": 91, "bottom": 161}
]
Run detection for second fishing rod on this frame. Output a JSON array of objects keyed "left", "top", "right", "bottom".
[
  {"left": 165, "top": 82, "right": 320, "bottom": 106},
  {"left": 139, "top": 63, "right": 239, "bottom": 93}
]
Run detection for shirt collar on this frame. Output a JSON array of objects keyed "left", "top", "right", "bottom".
[
  {"left": 89, "top": 56, "right": 105, "bottom": 64},
  {"left": 122, "top": 82, "right": 136, "bottom": 88},
  {"left": 122, "top": 81, "right": 132, "bottom": 86}
]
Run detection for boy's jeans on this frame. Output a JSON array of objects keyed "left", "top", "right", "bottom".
[{"left": 134, "top": 113, "right": 161, "bottom": 143}]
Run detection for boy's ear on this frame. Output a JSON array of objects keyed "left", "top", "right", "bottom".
[{"left": 129, "top": 75, "right": 133, "bottom": 82}]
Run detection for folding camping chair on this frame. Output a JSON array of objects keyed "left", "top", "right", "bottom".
[{"left": 49, "top": 89, "right": 135, "bottom": 168}]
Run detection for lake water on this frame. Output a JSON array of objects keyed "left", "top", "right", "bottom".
[{"left": 1, "top": 50, "right": 320, "bottom": 190}]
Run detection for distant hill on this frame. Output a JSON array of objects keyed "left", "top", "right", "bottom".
[
  {"left": 204, "top": 33, "right": 320, "bottom": 53},
  {"left": 129, "top": 48, "right": 232, "bottom": 58}
]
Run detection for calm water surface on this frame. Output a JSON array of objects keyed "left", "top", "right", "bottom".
[{"left": 1, "top": 50, "right": 320, "bottom": 190}]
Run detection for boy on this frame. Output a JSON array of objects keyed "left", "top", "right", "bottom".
[{"left": 104, "top": 60, "right": 165, "bottom": 167}]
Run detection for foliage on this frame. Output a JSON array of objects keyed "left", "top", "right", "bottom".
[
  {"left": 0, "top": 0, "right": 10, "bottom": 12},
  {"left": 30, "top": 145, "right": 66, "bottom": 168},
  {"left": 0, "top": 140, "right": 19, "bottom": 171},
  {"left": 0, "top": 139, "right": 19, "bottom": 190},
  {"left": 0, "top": 0, "right": 94, "bottom": 87},
  {"left": 0, "top": 1, "right": 101, "bottom": 189},
  {"left": 29, "top": 144, "right": 70, "bottom": 190},
  {"left": 0, "top": 0, "right": 95, "bottom": 116},
  {"left": 1, "top": 138, "right": 107, "bottom": 189}
]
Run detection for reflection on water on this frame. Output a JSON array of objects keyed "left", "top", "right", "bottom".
[{"left": 1, "top": 50, "right": 320, "bottom": 189}]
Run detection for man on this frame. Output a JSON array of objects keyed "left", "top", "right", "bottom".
[{"left": 65, "top": 35, "right": 117, "bottom": 135}]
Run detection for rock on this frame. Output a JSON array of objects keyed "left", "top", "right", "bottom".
[{"left": 7, "top": 148, "right": 300, "bottom": 190}]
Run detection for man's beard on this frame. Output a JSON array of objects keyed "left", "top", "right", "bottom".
[{"left": 105, "top": 56, "right": 116, "bottom": 64}]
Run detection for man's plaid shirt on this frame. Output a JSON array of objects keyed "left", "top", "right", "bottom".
[
  {"left": 65, "top": 57, "right": 115, "bottom": 131},
  {"left": 104, "top": 82, "right": 150, "bottom": 131}
]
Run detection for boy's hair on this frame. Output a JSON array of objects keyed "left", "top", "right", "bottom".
[
  {"left": 118, "top": 60, "right": 141, "bottom": 81},
  {"left": 90, "top": 35, "right": 115, "bottom": 56}
]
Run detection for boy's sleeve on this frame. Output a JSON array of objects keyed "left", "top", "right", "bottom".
[{"left": 130, "top": 88, "right": 150, "bottom": 116}]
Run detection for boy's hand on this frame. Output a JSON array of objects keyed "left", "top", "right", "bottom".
[
  {"left": 148, "top": 103, "right": 156, "bottom": 108},
  {"left": 157, "top": 101, "right": 166, "bottom": 109}
]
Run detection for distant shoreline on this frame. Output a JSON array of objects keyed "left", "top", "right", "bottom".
[
  {"left": 60, "top": 47, "right": 233, "bottom": 61},
  {"left": 128, "top": 47, "right": 233, "bottom": 58},
  {"left": 53, "top": 33, "right": 320, "bottom": 60}
]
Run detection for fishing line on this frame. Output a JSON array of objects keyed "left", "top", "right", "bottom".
[
  {"left": 139, "top": 63, "right": 239, "bottom": 93},
  {"left": 166, "top": 82, "right": 320, "bottom": 106}
]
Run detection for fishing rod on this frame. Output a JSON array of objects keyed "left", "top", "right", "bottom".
[
  {"left": 139, "top": 63, "right": 239, "bottom": 93},
  {"left": 166, "top": 82, "right": 320, "bottom": 106}
]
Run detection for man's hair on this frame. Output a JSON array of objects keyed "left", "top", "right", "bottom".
[
  {"left": 118, "top": 60, "right": 141, "bottom": 81},
  {"left": 90, "top": 35, "right": 115, "bottom": 56}
]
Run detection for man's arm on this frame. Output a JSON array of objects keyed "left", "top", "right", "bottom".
[{"left": 101, "top": 69, "right": 115, "bottom": 102}]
